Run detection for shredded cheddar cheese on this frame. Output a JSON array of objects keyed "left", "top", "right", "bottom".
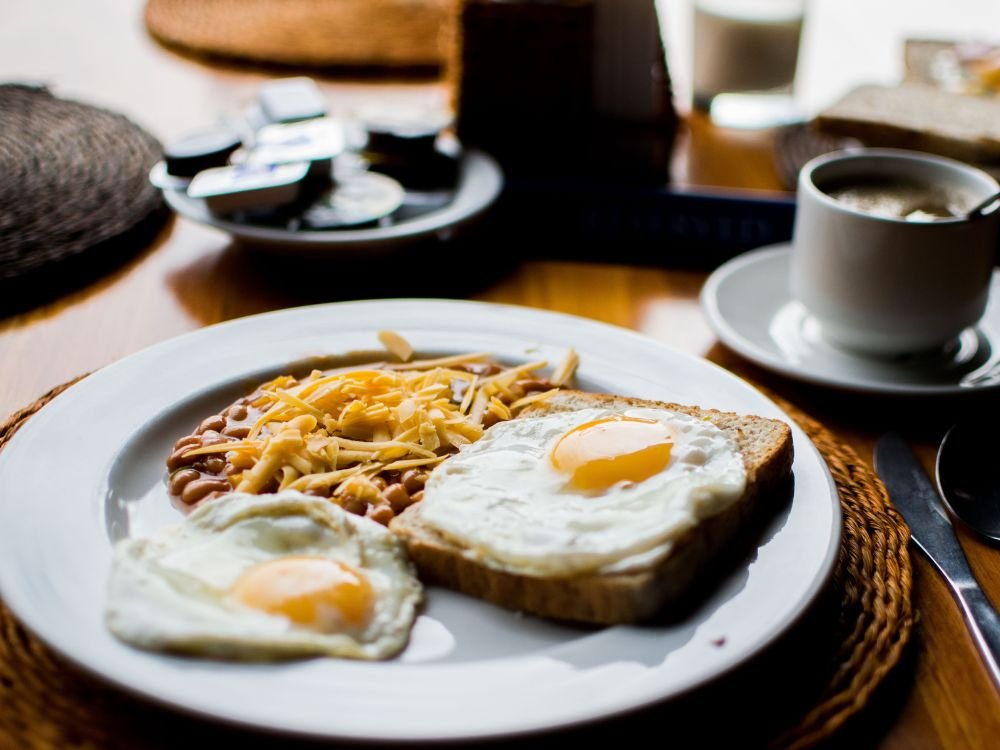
[{"left": 179, "top": 336, "right": 578, "bottom": 505}]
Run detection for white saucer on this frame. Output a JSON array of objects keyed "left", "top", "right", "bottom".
[{"left": 700, "top": 244, "right": 1000, "bottom": 395}]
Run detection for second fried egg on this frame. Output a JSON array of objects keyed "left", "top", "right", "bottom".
[
  {"left": 106, "top": 491, "right": 422, "bottom": 660},
  {"left": 413, "top": 406, "right": 747, "bottom": 577}
]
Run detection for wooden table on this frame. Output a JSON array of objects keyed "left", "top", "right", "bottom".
[{"left": 2, "top": 1, "right": 999, "bottom": 747}]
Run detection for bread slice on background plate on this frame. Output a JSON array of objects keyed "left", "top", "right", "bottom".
[
  {"left": 390, "top": 391, "right": 794, "bottom": 625},
  {"left": 814, "top": 83, "right": 1000, "bottom": 165}
]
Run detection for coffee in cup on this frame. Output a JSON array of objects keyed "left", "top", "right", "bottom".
[
  {"left": 822, "top": 175, "right": 977, "bottom": 222},
  {"left": 790, "top": 148, "right": 999, "bottom": 356}
]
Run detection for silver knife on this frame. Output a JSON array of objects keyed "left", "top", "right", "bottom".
[{"left": 875, "top": 433, "right": 1000, "bottom": 690}]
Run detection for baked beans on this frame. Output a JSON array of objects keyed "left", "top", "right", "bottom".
[{"left": 165, "top": 352, "right": 573, "bottom": 523}]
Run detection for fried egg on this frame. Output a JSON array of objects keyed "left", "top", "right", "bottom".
[
  {"left": 106, "top": 491, "right": 422, "bottom": 660},
  {"left": 416, "top": 406, "right": 747, "bottom": 576}
]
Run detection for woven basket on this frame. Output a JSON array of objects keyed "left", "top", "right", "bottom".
[
  {"left": 145, "top": 0, "right": 457, "bottom": 69},
  {"left": 772, "top": 124, "right": 860, "bottom": 191},
  {"left": 0, "top": 85, "right": 167, "bottom": 313}
]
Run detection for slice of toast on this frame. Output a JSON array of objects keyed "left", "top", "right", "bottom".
[
  {"left": 813, "top": 84, "right": 1000, "bottom": 165},
  {"left": 389, "top": 391, "right": 794, "bottom": 625}
]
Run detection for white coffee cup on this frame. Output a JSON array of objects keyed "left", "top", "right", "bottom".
[{"left": 790, "top": 148, "right": 1000, "bottom": 356}]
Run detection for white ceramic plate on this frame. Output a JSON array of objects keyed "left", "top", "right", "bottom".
[
  {"left": 161, "top": 150, "right": 503, "bottom": 254},
  {"left": 701, "top": 244, "right": 1000, "bottom": 395},
  {"left": 0, "top": 300, "right": 840, "bottom": 741}
]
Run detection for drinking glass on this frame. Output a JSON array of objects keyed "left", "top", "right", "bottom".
[{"left": 692, "top": 0, "right": 805, "bottom": 128}]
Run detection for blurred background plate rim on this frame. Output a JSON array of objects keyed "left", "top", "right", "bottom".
[{"left": 160, "top": 149, "right": 503, "bottom": 250}]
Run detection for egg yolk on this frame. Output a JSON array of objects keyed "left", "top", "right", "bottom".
[
  {"left": 231, "top": 557, "right": 374, "bottom": 633},
  {"left": 550, "top": 417, "right": 674, "bottom": 490}
]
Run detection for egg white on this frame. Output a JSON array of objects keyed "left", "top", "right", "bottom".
[
  {"left": 106, "top": 491, "right": 422, "bottom": 660},
  {"left": 416, "top": 407, "right": 747, "bottom": 577}
]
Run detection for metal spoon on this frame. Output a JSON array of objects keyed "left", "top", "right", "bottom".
[
  {"left": 936, "top": 422, "right": 1000, "bottom": 542},
  {"left": 966, "top": 190, "right": 1000, "bottom": 219}
]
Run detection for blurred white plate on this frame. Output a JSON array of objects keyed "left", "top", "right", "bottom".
[
  {"left": 160, "top": 150, "right": 503, "bottom": 253},
  {"left": 0, "top": 300, "right": 839, "bottom": 741}
]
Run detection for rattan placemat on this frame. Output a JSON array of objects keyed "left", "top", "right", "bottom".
[
  {"left": 0, "top": 378, "right": 912, "bottom": 749},
  {"left": 144, "top": 0, "right": 454, "bottom": 69},
  {"left": 772, "top": 124, "right": 861, "bottom": 191},
  {"left": 0, "top": 85, "right": 167, "bottom": 314}
]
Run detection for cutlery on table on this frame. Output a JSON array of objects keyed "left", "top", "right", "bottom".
[{"left": 874, "top": 433, "right": 1000, "bottom": 690}]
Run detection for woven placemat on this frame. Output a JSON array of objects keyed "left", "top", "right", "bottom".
[
  {"left": 144, "top": 0, "right": 455, "bottom": 70},
  {"left": 0, "top": 85, "right": 167, "bottom": 314},
  {"left": 0, "top": 377, "right": 912, "bottom": 749},
  {"left": 772, "top": 124, "right": 862, "bottom": 191}
]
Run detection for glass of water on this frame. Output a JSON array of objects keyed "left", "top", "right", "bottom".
[{"left": 692, "top": 0, "right": 805, "bottom": 128}]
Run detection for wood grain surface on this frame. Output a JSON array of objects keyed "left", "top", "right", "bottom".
[{"left": 2, "top": 1, "right": 999, "bottom": 748}]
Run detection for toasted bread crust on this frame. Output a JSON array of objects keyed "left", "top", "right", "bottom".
[
  {"left": 813, "top": 84, "right": 1000, "bottom": 165},
  {"left": 390, "top": 391, "right": 793, "bottom": 624}
]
